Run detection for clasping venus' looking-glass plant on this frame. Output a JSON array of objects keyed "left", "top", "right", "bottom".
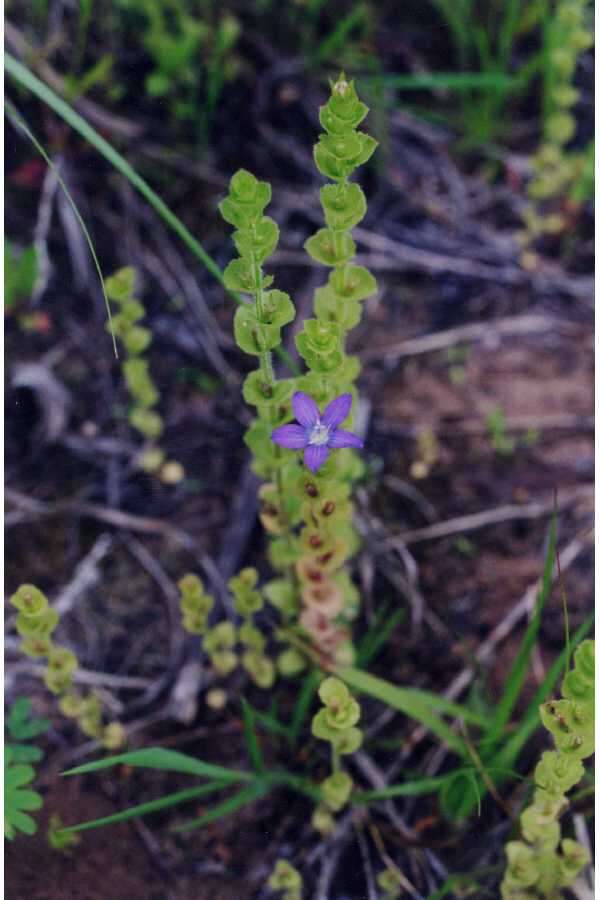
[
  {"left": 500, "top": 640, "right": 594, "bottom": 898},
  {"left": 272, "top": 391, "right": 363, "bottom": 473}
]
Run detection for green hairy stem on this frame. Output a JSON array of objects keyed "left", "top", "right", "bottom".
[{"left": 500, "top": 639, "right": 594, "bottom": 898}]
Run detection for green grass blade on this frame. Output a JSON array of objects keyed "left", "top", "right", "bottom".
[
  {"left": 289, "top": 669, "right": 321, "bottom": 747},
  {"left": 4, "top": 99, "right": 117, "bottom": 355},
  {"left": 372, "top": 72, "right": 517, "bottom": 91},
  {"left": 240, "top": 698, "right": 264, "bottom": 773},
  {"left": 493, "top": 614, "right": 594, "bottom": 773},
  {"left": 353, "top": 771, "right": 461, "bottom": 804},
  {"left": 356, "top": 604, "right": 405, "bottom": 669},
  {"left": 4, "top": 52, "right": 300, "bottom": 375},
  {"left": 58, "top": 780, "right": 231, "bottom": 834},
  {"left": 337, "top": 668, "right": 470, "bottom": 759},
  {"left": 172, "top": 781, "right": 269, "bottom": 833},
  {"left": 340, "top": 667, "right": 488, "bottom": 728},
  {"left": 4, "top": 53, "right": 226, "bottom": 292},
  {"left": 62, "top": 748, "right": 252, "bottom": 783},
  {"left": 482, "top": 518, "right": 557, "bottom": 753}
]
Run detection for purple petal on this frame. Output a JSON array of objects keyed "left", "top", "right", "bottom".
[
  {"left": 292, "top": 392, "right": 320, "bottom": 428},
  {"left": 328, "top": 428, "right": 363, "bottom": 450},
  {"left": 322, "top": 393, "right": 352, "bottom": 428},
  {"left": 272, "top": 424, "right": 308, "bottom": 449},
  {"left": 304, "top": 444, "right": 329, "bottom": 472}
]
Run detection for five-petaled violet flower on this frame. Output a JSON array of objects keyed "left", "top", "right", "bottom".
[{"left": 271, "top": 392, "right": 363, "bottom": 473}]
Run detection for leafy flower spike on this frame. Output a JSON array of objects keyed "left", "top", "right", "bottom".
[{"left": 271, "top": 391, "right": 362, "bottom": 472}]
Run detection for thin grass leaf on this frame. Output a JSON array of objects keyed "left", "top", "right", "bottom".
[
  {"left": 353, "top": 771, "right": 461, "bottom": 804},
  {"left": 289, "top": 669, "right": 321, "bottom": 747},
  {"left": 62, "top": 748, "right": 252, "bottom": 783},
  {"left": 240, "top": 698, "right": 264, "bottom": 773},
  {"left": 252, "top": 708, "right": 292, "bottom": 741},
  {"left": 172, "top": 781, "right": 269, "bottom": 833},
  {"left": 493, "top": 614, "right": 594, "bottom": 773},
  {"left": 483, "top": 518, "right": 556, "bottom": 752},
  {"left": 58, "top": 780, "right": 231, "bottom": 834},
  {"left": 373, "top": 72, "right": 517, "bottom": 91},
  {"left": 4, "top": 53, "right": 300, "bottom": 375},
  {"left": 356, "top": 604, "right": 405, "bottom": 669},
  {"left": 263, "top": 771, "right": 322, "bottom": 802},
  {"left": 337, "top": 668, "right": 471, "bottom": 760},
  {"left": 312, "top": 3, "right": 367, "bottom": 64}
]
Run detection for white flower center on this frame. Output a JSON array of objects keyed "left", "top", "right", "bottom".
[{"left": 308, "top": 421, "right": 330, "bottom": 446}]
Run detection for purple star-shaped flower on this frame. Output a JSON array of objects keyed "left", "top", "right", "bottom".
[{"left": 271, "top": 391, "right": 363, "bottom": 473}]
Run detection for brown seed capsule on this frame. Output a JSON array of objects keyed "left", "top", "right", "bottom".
[
  {"left": 305, "top": 482, "right": 319, "bottom": 498},
  {"left": 309, "top": 535, "right": 323, "bottom": 548},
  {"left": 322, "top": 501, "right": 335, "bottom": 516}
]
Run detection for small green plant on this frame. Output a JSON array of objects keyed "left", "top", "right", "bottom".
[
  {"left": 486, "top": 405, "right": 516, "bottom": 456},
  {"left": 519, "top": 0, "right": 593, "bottom": 256},
  {"left": 114, "top": 0, "right": 240, "bottom": 144},
  {"left": 9, "top": 584, "right": 124, "bottom": 750},
  {"left": 105, "top": 266, "right": 184, "bottom": 484},
  {"left": 500, "top": 640, "right": 594, "bottom": 898},
  {"left": 4, "top": 697, "right": 49, "bottom": 840}
]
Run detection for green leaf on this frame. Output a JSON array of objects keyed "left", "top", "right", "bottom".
[
  {"left": 240, "top": 698, "right": 264, "bottom": 773},
  {"left": 337, "top": 668, "right": 475, "bottom": 759},
  {"left": 353, "top": 770, "right": 468, "bottom": 804},
  {"left": 290, "top": 669, "right": 321, "bottom": 747},
  {"left": 233, "top": 304, "right": 282, "bottom": 355},
  {"left": 233, "top": 217, "right": 279, "bottom": 263},
  {"left": 7, "top": 744, "right": 43, "bottom": 764},
  {"left": 58, "top": 781, "right": 231, "bottom": 834},
  {"left": 261, "top": 290, "right": 295, "bottom": 328},
  {"left": 304, "top": 228, "right": 356, "bottom": 266},
  {"left": 356, "top": 605, "right": 405, "bottom": 668},
  {"left": 483, "top": 518, "right": 557, "bottom": 753},
  {"left": 8, "top": 698, "right": 50, "bottom": 741},
  {"left": 320, "top": 183, "right": 367, "bottom": 231},
  {"left": 172, "top": 781, "right": 269, "bottom": 833},
  {"left": 62, "top": 748, "right": 252, "bottom": 783}
]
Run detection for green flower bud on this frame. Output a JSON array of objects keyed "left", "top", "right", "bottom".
[
  {"left": 559, "top": 838, "right": 589, "bottom": 881},
  {"left": 268, "top": 859, "right": 302, "bottom": 893},
  {"left": 102, "top": 722, "right": 126, "bottom": 750},
  {"left": 233, "top": 216, "right": 279, "bottom": 263},
  {"left": 243, "top": 651, "right": 275, "bottom": 689},
  {"left": 377, "top": 868, "right": 403, "bottom": 899},
  {"left": 129, "top": 408, "right": 163, "bottom": 439},
  {"left": 58, "top": 691, "right": 86, "bottom": 718},
  {"left": 219, "top": 170, "right": 271, "bottom": 229},
  {"left": 547, "top": 112, "right": 576, "bottom": 144},
  {"left": 534, "top": 750, "right": 584, "bottom": 795},
  {"left": 264, "top": 579, "right": 299, "bottom": 616},
  {"left": 210, "top": 650, "right": 238, "bottom": 676},
  {"left": 304, "top": 229, "right": 356, "bottom": 267},
  {"left": 123, "top": 326, "right": 152, "bottom": 355},
  {"left": 204, "top": 621, "right": 236, "bottom": 653},
  {"left": 105, "top": 267, "right": 135, "bottom": 302},
  {"left": 47, "top": 646, "right": 78, "bottom": 679},
  {"left": 321, "top": 770, "right": 353, "bottom": 811},
  {"left": 16, "top": 607, "right": 59, "bottom": 639},
  {"left": 138, "top": 447, "right": 166, "bottom": 472},
  {"left": 320, "top": 183, "right": 367, "bottom": 231},
  {"left": 239, "top": 622, "right": 266, "bottom": 651},
  {"left": 10, "top": 584, "right": 48, "bottom": 617},
  {"left": 20, "top": 635, "right": 54, "bottom": 658},
  {"left": 276, "top": 647, "right": 306, "bottom": 677},
  {"left": 311, "top": 804, "right": 335, "bottom": 835},
  {"left": 223, "top": 257, "right": 273, "bottom": 293},
  {"left": 296, "top": 319, "right": 343, "bottom": 373}
]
